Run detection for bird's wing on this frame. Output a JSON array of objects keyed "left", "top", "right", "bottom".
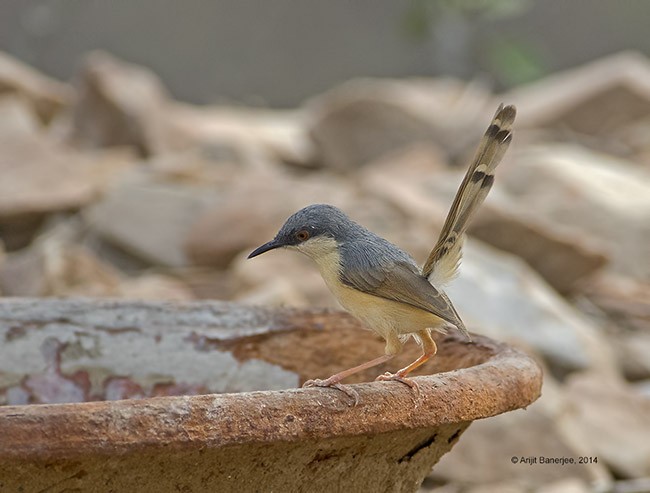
[
  {"left": 341, "top": 260, "right": 469, "bottom": 338},
  {"left": 422, "top": 104, "right": 516, "bottom": 286}
]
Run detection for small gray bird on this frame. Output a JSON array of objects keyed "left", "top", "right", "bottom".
[{"left": 248, "top": 104, "right": 516, "bottom": 397}]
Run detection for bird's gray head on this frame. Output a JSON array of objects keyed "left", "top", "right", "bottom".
[{"left": 248, "top": 204, "right": 356, "bottom": 260}]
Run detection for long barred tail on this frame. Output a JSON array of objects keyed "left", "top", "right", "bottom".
[{"left": 423, "top": 104, "right": 516, "bottom": 286}]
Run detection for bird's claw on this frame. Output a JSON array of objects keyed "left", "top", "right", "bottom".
[
  {"left": 375, "top": 372, "right": 421, "bottom": 398},
  {"left": 303, "top": 378, "right": 359, "bottom": 406}
]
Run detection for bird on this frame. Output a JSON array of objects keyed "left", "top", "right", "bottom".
[{"left": 248, "top": 104, "right": 516, "bottom": 400}]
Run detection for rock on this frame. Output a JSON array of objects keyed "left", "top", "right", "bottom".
[
  {"left": 609, "top": 479, "right": 650, "bottom": 493},
  {"left": 358, "top": 142, "right": 449, "bottom": 219},
  {"left": 462, "top": 481, "right": 528, "bottom": 493},
  {"left": 444, "top": 241, "right": 616, "bottom": 376},
  {"left": 70, "top": 51, "right": 175, "bottom": 156},
  {"left": 582, "top": 275, "right": 650, "bottom": 380},
  {"left": 432, "top": 371, "right": 612, "bottom": 490},
  {"left": 0, "top": 220, "right": 121, "bottom": 297},
  {"left": 68, "top": 51, "right": 314, "bottom": 166},
  {"left": 167, "top": 104, "right": 314, "bottom": 168},
  {"left": 357, "top": 143, "right": 460, "bottom": 255},
  {"left": 360, "top": 143, "right": 609, "bottom": 294},
  {"left": 535, "top": 478, "right": 591, "bottom": 493},
  {"left": 612, "top": 332, "right": 650, "bottom": 381},
  {"left": 85, "top": 179, "right": 215, "bottom": 267},
  {"left": 418, "top": 481, "right": 461, "bottom": 493},
  {"left": 0, "top": 129, "right": 133, "bottom": 222},
  {"left": 0, "top": 219, "right": 194, "bottom": 300},
  {"left": 0, "top": 118, "right": 135, "bottom": 249},
  {"left": 117, "top": 274, "right": 193, "bottom": 301},
  {"left": 0, "top": 50, "right": 72, "bottom": 123},
  {"left": 184, "top": 171, "right": 352, "bottom": 268},
  {"left": 500, "top": 144, "right": 650, "bottom": 282},
  {"left": 633, "top": 380, "right": 650, "bottom": 400},
  {"left": 564, "top": 371, "right": 650, "bottom": 478},
  {"left": 0, "top": 95, "right": 40, "bottom": 136},
  {"left": 230, "top": 251, "right": 336, "bottom": 309},
  {"left": 175, "top": 267, "right": 237, "bottom": 301},
  {"left": 468, "top": 203, "right": 608, "bottom": 294},
  {"left": 582, "top": 274, "right": 650, "bottom": 333},
  {"left": 144, "top": 147, "right": 246, "bottom": 187},
  {"left": 0, "top": 130, "right": 98, "bottom": 217},
  {"left": 235, "top": 277, "right": 311, "bottom": 308},
  {"left": 432, "top": 400, "right": 608, "bottom": 487},
  {"left": 503, "top": 52, "right": 650, "bottom": 147},
  {"left": 307, "top": 77, "right": 493, "bottom": 170}
]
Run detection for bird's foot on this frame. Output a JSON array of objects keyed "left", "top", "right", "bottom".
[
  {"left": 303, "top": 378, "right": 359, "bottom": 406},
  {"left": 375, "top": 372, "right": 420, "bottom": 398}
]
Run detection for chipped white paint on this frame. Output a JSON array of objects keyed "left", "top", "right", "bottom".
[{"left": 0, "top": 300, "right": 299, "bottom": 394}]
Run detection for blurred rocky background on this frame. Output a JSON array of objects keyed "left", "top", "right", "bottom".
[{"left": 1, "top": 2, "right": 650, "bottom": 493}]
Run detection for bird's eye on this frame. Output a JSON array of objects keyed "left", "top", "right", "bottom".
[{"left": 295, "top": 230, "right": 310, "bottom": 242}]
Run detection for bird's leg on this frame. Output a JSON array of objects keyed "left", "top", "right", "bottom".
[
  {"left": 375, "top": 330, "right": 438, "bottom": 395},
  {"left": 303, "top": 353, "right": 394, "bottom": 404}
]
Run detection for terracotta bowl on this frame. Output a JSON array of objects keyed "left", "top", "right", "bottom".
[{"left": 0, "top": 299, "right": 541, "bottom": 492}]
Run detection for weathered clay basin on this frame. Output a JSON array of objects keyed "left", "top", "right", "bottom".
[{"left": 0, "top": 298, "right": 541, "bottom": 492}]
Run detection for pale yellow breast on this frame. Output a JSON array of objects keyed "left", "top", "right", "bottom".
[{"left": 295, "top": 236, "right": 445, "bottom": 340}]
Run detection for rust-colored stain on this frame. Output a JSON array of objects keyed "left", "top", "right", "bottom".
[
  {"left": 204, "top": 308, "right": 493, "bottom": 384},
  {"left": 0, "top": 299, "right": 542, "bottom": 492}
]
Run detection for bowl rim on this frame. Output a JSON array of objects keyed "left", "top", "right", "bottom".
[{"left": 0, "top": 298, "right": 542, "bottom": 462}]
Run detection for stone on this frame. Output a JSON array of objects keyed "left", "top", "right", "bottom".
[
  {"left": 584, "top": 277, "right": 650, "bottom": 380},
  {"left": 358, "top": 142, "right": 450, "bottom": 222},
  {"left": 611, "top": 332, "right": 650, "bottom": 382},
  {"left": 535, "top": 478, "right": 591, "bottom": 493},
  {"left": 0, "top": 120, "right": 134, "bottom": 249},
  {"left": 418, "top": 482, "right": 461, "bottom": 493},
  {"left": 633, "top": 380, "right": 650, "bottom": 400},
  {"left": 468, "top": 203, "right": 608, "bottom": 294},
  {"left": 432, "top": 403, "right": 607, "bottom": 487},
  {"left": 360, "top": 143, "right": 609, "bottom": 293},
  {"left": 462, "top": 482, "right": 527, "bottom": 493},
  {"left": 0, "top": 220, "right": 120, "bottom": 297},
  {"left": 117, "top": 274, "right": 193, "bottom": 301},
  {"left": 144, "top": 147, "right": 245, "bottom": 187},
  {"left": 564, "top": 371, "right": 650, "bottom": 478},
  {"left": 500, "top": 144, "right": 650, "bottom": 282},
  {"left": 0, "top": 219, "right": 194, "bottom": 300},
  {"left": 70, "top": 51, "right": 174, "bottom": 156},
  {"left": 0, "top": 95, "right": 40, "bottom": 137},
  {"left": 68, "top": 51, "right": 314, "bottom": 167},
  {"left": 184, "top": 171, "right": 352, "bottom": 268},
  {"left": 230, "top": 250, "right": 337, "bottom": 309},
  {"left": 167, "top": 104, "right": 314, "bottom": 168},
  {"left": 582, "top": 274, "right": 650, "bottom": 333},
  {"left": 0, "top": 130, "right": 133, "bottom": 220},
  {"left": 609, "top": 479, "right": 650, "bottom": 493},
  {"left": 307, "top": 77, "right": 493, "bottom": 170},
  {"left": 234, "top": 277, "right": 310, "bottom": 308},
  {"left": 503, "top": 51, "right": 650, "bottom": 143},
  {"left": 0, "top": 50, "right": 72, "bottom": 123},
  {"left": 85, "top": 179, "right": 215, "bottom": 267},
  {"left": 444, "top": 240, "right": 617, "bottom": 376},
  {"left": 175, "top": 267, "right": 237, "bottom": 301},
  {"left": 0, "top": 134, "right": 98, "bottom": 217}
]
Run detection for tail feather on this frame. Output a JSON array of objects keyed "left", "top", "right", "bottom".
[{"left": 423, "top": 104, "right": 516, "bottom": 286}]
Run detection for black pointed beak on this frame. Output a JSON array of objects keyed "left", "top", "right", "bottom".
[{"left": 247, "top": 239, "right": 283, "bottom": 259}]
